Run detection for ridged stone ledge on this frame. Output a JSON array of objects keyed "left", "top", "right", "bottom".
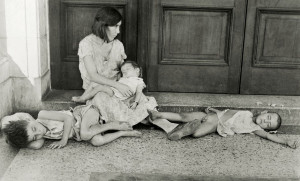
[{"left": 17, "top": 90, "right": 300, "bottom": 134}]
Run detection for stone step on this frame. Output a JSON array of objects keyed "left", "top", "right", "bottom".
[{"left": 27, "top": 90, "right": 300, "bottom": 134}]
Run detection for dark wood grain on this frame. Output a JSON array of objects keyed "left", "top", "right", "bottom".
[
  {"left": 147, "top": 0, "right": 246, "bottom": 93},
  {"left": 241, "top": 0, "right": 300, "bottom": 95}
]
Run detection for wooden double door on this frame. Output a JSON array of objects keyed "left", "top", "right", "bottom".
[{"left": 50, "top": 0, "right": 300, "bottom": 95}]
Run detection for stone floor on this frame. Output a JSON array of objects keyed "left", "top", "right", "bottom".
[
  {"left": 1, "top": 128, "right": 300, "bottom": 181},
  {"left": 0, "top": 133, "right": 18, "bottom": 180},
  {"left": 2, "top": 92, "right": 300, "bottom": 181}
]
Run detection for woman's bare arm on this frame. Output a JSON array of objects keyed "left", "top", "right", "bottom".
[
  {"left": 83, "top": 56, "right": 119, "bottom": 87},
  {"left": 83, "top": 56, "right": 132, "bottom": 97}
]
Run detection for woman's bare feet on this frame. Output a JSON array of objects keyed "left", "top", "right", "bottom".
[
  {"left": 71, "top": 96, "right": 86, "bottom": 103},
  {"left": 110, "top": 122, "right": 133, "bottom": 131},
  {"left": 147, "top": 109, "right": 162, "bottom": 120},
  {"left": 122, "top": 130, "right": 142, "bottom": 137}
]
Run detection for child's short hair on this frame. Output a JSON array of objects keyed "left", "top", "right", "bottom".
[
  {"left": 271, "top": 113, "right": 281, "bottom": 131},
  {"left": 121, "top": 60, "right": 142, "bottom": 77},
  {"left": 2, "top": 120, "right": 29, "bottom": 148},
  {"left": 268, "top": 113, "right": 282, "bottom": 131}
]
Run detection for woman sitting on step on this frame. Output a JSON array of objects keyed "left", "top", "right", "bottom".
[{"left": 74, "top": 7, "right": 175, "bottom": 131}]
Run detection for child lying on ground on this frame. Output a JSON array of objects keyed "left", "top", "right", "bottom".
[
  {"left": 148, "top": 107, "right": 299, "bottom": 149},
  {"left": 72, "top": 61, "right": 145, "bottom": 109},
  {"left": 1, "top": 105, "right": 141, "bottom": 149}
]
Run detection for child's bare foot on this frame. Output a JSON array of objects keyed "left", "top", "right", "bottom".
[
  {"left": 122, "top": 130, "right": 142, "bottom": 137},
  {"left": 168, "top": 119, "right": 203, "bottom": 141},
  {"left": 110, "top": 122, "right": 133, "bottom": 131},
  {"left": 147, "top": 109, "right": 162, "bottom": 120},
  {"left": 71, "top": 96, "right": 86, "bottom": 103}
]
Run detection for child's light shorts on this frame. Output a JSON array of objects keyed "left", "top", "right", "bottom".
[{"left": 72, "top": 104, "right": 104, "bottom": 140}]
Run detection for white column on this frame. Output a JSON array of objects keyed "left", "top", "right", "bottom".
[{"left": 1, "top": 0, "right": 51, "bottom": 111}]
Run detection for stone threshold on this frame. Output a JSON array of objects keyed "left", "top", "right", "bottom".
[
  {"left": 42, "top": 90, "right": 300, "bottom": 135},
  {"left": 90, "top": 172, "right": 299, "bottom": 181}
]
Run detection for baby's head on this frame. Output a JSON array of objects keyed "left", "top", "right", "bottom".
[
  {"left": 254, "top": 112, "right": 281, "bottom": 131},
  {"left": 120, "top": 61, "right": 142, "bottom": 78},
  {"left": 2, "top": 120, "right": 46, "bottom": 148}
]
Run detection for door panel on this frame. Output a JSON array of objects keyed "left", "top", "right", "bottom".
[
  {"left": 50, "top": 0, "right": 137, "bottom": 89},
  {"left": 50, "top": 0, "right": 300, "bottom": 94},
  {"left": 241, "top": 0, "right": 300, "bottom": 95},
  {"left": 163, "top": 10, "right": 229, "bottom": 65},
  {"left": 148, "top": 0, "right": 247, "bottom": 93}
]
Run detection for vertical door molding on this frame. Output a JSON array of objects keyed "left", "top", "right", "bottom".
[{"left": 241, "top": 0, "right": 300, "bottom": 95}]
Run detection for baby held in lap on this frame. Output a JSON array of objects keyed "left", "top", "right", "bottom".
[{"left": 72, "top": 61, "right": 145, "bottom": 109}]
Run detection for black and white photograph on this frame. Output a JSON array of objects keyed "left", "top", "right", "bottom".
[{"left": 0, "top": 0, "right": 300, "bottom": 180}]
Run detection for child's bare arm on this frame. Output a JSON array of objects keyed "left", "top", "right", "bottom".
[
  {"left": 27, "top": 139, "right": 45, "bottom": 150},
  {"left": 38, "top": 111, "right": 74, "bottom": 149},
  {"left": 254, "top": 130, "right": 299, "bottom": 149},
  {"left": 129, "top": 83, "right": 145, "bottom": 109}
]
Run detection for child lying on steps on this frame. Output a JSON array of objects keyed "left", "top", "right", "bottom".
[
  {"left": 72, "top": 61, "right": 145, "bottom": 110},
  {"left": 1, "top": 105, "right": 141, "bottom": 149},
  {"left": 148, "top": 107, "right": 299, "bottom": 149}
]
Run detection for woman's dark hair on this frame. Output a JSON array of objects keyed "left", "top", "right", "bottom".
[
  {"left": 92, "top": 7, "right": 122, "bottom": 42},
  {"left": 121, "top": 61, "right": 143, "bottom": 77},
  {"left": 2, "top": 120, "right": 29, "bottom": 148}
]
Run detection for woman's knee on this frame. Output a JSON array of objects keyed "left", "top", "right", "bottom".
[{"left": 90, "top": 136, "right": 105, "bottom": 146}]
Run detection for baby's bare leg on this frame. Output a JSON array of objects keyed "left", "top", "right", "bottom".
[
  {"left": 192, "top": 114, "right": 218, "bottom": 137},
  {"left": 89, "top": 130, "right": 142, "bottom": 146},
  {"left": 72, "top": 85, "right": 114, "bottom": 102},
  {"left": 148, "top": 110, "right": 206, "bottom": 123},
  {"left": 148, "top": 110, "right": 182, "bottom": 121},
  {"left": 179, "top": 112, "right": 207, "bottom": 123},
  {"left": 168, "top": 113, "right": 218, "bottom": 140},
  {"left": 83, "top": 85, "right": 114, "bottom": 101},
  {"left": 192, "top": 122, "right": 217, "bottom": 138},
  {"left": 167, "top": 119, "right": 204, "bottom": 141}
]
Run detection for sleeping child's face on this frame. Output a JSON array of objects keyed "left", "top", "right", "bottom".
[
  {"left": 26, "top": 121, "right": 47, "bottom": 142},
  {"left": 121, "top": 63, "right": 140, "bottom": 78},
  {"left": 255, "top": 113, "right": 279, "bottom": 130}
]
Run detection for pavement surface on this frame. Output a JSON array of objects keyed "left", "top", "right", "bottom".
[
  {"left": 1, "top": 128, "right": 300, "bottom": 181},
  {"left": 2, "top": 91, "right": 300, "bottom": 181}
]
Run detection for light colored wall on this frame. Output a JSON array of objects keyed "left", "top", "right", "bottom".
[
  {"left": 0, "top": 0, "right": 14, "bottom": 119},
  {"left": 0, "top": 0, "right": 50, "bottom": 118},
  {"left": 0, "top": 58, "right": 13, "bottom": 119}
]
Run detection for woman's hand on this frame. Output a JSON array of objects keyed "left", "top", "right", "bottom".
[
  {"left": 287, "top": 140, "right": 299, "bottom": 149},
  {"left": 116, "top": 83, "right": 133, "bottom": 97},
  {"left": 48, "top": 139, "right": 68, "bottom": 149},
  {"left": 129, "top": 102, "right": 138, "bottom": 109}
]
